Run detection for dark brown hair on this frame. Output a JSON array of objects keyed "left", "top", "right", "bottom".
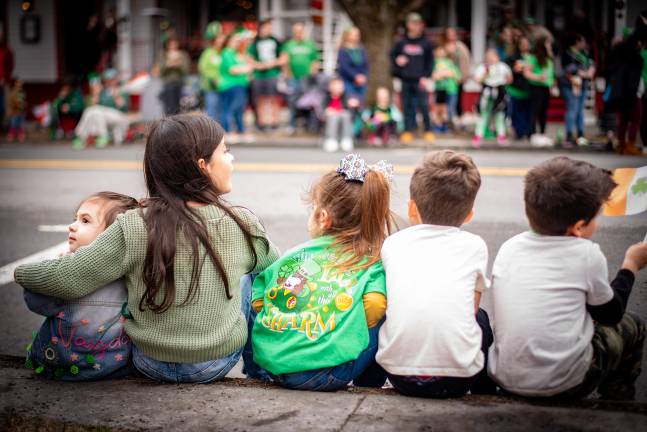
[
  {"left": 310, "top": 169, "right": 394, "bottom": 270},
  {"left": 141, "top": 113, "right": 267, "bottom": 313},
  {"left": 409, "top": 150, "right": 481, "bottom": 226},
  {"left": 524, "top": 157, "right": 616, "bottom": 236},
  {"left": 533, "top": 36, "right": 550, "bottom": 67},
  {"left": 80, "top": 191, "right": 140, "bottom": 228}
]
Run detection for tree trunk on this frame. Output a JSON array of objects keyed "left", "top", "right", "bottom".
[{"left": 337, "top": 0, "right": 425, "bottom": 106}]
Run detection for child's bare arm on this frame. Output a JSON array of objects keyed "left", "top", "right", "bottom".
[{"left": 474, "top": 273, "right": 485, "bottom": 313}]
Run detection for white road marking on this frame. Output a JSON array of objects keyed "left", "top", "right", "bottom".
[
  {"left": 0, "top": 241, "right": 69, "bottom": 286},
  {"left": 37, "top": 225, "right": 69, "bottom": 232}
]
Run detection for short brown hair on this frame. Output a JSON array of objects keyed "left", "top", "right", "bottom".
[
  {"left": 524, "top": 157, "right": 617, "bottom": 235},
  {"left": 409, "top": 150, "right": 481, "bottom": 226},
  {"left": 80, "top": 191, "right": 140, "bottom": 228}
]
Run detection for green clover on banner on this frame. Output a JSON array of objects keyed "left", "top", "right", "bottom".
[{"left": 631, "top": 177, "right": 647, "bottom": 196}]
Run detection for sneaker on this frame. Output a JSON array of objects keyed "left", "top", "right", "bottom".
[
  {"left": 400, "top": 132, "right": 414, "bottom": 143},
  {"left": 496, "top": 135, "right": 510, "bottom": 146},
  {"left": 240, "top": 133, "right": 256, "bottom": 144},
  {"left": 72, "top": 137, "right": 86, "bottom": 150},
  {"left": 323, "top": 138, "right": 339, "bottom": 152},
  {"left": 96, "top": 135, "right": 110, "bottom": 148},
  {"left": 471, "top": 135, "right": 482, "bottom": 148},
  {"left": 530, "top": 134, "right": 554, "bottom": 148},
  {"left": 340, "top": 137, "right": 354, "bottom": 152},
  {"left": 576, "top": 136, "right": 589, "bottom": 147},
  {"left": 423, "top": 131, "right": 436, "bottom": 143}
]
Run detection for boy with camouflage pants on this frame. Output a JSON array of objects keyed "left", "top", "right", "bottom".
[{"left": 487, "top": 157, "right": 646, "bottom": 400}]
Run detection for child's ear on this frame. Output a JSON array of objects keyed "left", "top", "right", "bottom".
[
  {"left": 462, "top": 209, "right": 474, "bottom": 225},
  {"left": 408, "top": 199, "right": 422, "bottom": 225},
  {"left": 197, "top": 158, "right": 207, "bottom": 172},
  {"left": 566, "top": 219, "right": 588, "bottom": 237},
  {"left": 319, "top": 208, "right": 332, "bottom": 230}
]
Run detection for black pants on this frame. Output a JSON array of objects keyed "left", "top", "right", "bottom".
[
  {"left": 530, "top": 85, "right": 550, "bottom": 134},
  {"left": 456, "top": 83, "right": 464, "bottom": 116},
  {"left": 641, "top": 94, "right": 647, "bottom": 148},
  {"left": 388, "top": 309, "right": 496, "bottom": 398},
  {"left": 401, "top": 79, "right": 431, "bottom": 132},
  {"left": 161, "top": 81, "right": 183, "bottom": 115}
]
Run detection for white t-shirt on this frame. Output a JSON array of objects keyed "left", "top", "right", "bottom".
[
  {"left": 474, "top": 62, "right": 512, "bottom": 87},
  {"left": 376, "top": 225, "right": 489, "bottom": 377},
  {"left": 487, "top": 232, "right": 614, "bottom": 396}
]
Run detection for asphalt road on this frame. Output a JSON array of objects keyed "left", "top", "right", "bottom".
[{"left": 1, "top": 142, "right": 646, "bottom": 399}]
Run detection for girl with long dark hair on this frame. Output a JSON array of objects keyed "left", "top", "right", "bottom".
[
  {"left": 525, "top": 37, "right": 555, "bottom": 147},
  {"left": 15, "top": 114, "right": 279, "bottom": 383}
]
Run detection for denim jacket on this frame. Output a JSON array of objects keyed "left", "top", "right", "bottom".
[{"left": 24, "top": 279, "right": 131, "bottom": 380}]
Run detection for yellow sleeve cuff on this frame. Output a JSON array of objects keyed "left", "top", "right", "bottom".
[
  {"left": 252, "top": 299, "right": 264, "bottom": 313},
  {"left": 363, "top": 292, "right": 387, "bottom": 328}
]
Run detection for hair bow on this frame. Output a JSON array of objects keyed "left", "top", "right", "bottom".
[{"left": 336, "top": 154, "right": 394, "bottom": 183}]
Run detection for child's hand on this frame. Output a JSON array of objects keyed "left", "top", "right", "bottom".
[{"left": 622, "top": 242, "right": 647, "bottom": 274}]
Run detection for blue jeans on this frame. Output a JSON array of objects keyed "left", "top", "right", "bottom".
[
  {"left": 269, "top": 323, "right": 386, "bottom": 392},
  {"left": 204, "top": 90, "right": 220, "bottom": 121},
  {"left": 132, "top": 275, "right": 253, "bottom": 384},
  {"left": 401, "top": 79, "right": 431, "bottom": 132},
  {"left": 287, "top": 78, "right": 305, "bottom": 129},
  {"left": 9, "top": 114, "right": 25, "bottom": 130},
  {"left": 219, "top": 85, "right": 248, "bottom": 133},
  {"left": 343, "top": 79, "right": 367, "bottom": 102},
  {"left": 446, "top": 93, "right": 458, "bottom": 125},
  {"left": 510, "top": 96, "right": 532, "bottom": 139},
  {"left": 388, "top": 309, "right": 495, "bottom": 398},
  {"left": 561, "top": 85, "right": 587, "bottom": 137}
]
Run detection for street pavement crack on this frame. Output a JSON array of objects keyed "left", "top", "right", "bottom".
[{"left": 339, "top": 394, "right": 366, "bottom": 431}]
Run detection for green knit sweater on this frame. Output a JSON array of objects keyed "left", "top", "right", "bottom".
[{"left": 15, "top": 205, "right": 279, "bottom": 363}]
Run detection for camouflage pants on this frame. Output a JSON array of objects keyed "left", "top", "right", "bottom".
[{"left": 559, "top": 312, "right": 645, "bottom": 400}]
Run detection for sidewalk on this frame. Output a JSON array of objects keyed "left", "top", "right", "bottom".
[
  {"left": 1, "top": 117, "right": 632, "bottom": 154},
  {"left": 1, "top": 355, "right": 646, "bottom": 431}
]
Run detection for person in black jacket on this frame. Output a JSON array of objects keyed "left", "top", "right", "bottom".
[
  {"left": 606, "top": 31, "right": 644, "bottom": 155},
  {"left": 391, "top": 12, "right": 435, "bottom": 143}
]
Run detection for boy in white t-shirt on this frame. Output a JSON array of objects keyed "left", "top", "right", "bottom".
[
  {"left": 377, "top": 150, "right": 495, "bottom": 398},
  {"left": 489, "top": 156, "right": 647, "bottom": 399}
]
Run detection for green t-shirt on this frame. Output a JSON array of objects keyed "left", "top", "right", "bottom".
[
  {"left": 251, "top": 235, "right": 386, "bottom": 375},
  {"left": 248, "top": 37, "right": 282, "bottom": 80},
  {"left": 433, "top": 58, "right": 461, "bottom": 95},
  {"left": 218, "top": 48, "right": 250, "bottom": 92},
  {"left": 198, "top": 47, "right": 221, "bottom": 91},
  {"left": 527, "top": 54, "right": 554, "bottom": 87},
  {"left": 507, "top": 53, "right": 532, "bottom": 99},
  {"left": 281, "top": 39, "right": 320, "bottom": 79},
  {"left": 641, "top": 49, "right": 647, "bottom": 86}
]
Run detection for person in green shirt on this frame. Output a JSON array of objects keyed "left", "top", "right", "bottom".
[
  {"left": 15, "top": 114, "right": 279, "bottom": 383},
  {"left": 279, "top": 22, "right": 320, "bottom": 132},
  {"left": 249, "top": 154, "right": 394, "bottom": 391},
  {"left": 248, "top": 19, "right": 285, "bottom": 130},
  {"left": 431, "top": 46, "right": 461, "bottom": 132},
  {"left": 198, "top": 21, "right": 225, "bottom": 121},
  {"left": 218, "top": 32, "right": 253, "bottom": 141},
  {"left": 154, "top": 37, "right": 190, "bottom": 115},
  {"left": 524, "top": 37, "right": 555, "bottom": 146},
  {"left": 506, "top": 35, "right": 533, "bottom": 140}
]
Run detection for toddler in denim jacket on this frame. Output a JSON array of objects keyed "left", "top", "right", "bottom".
[{"left": 24, "top": 192, "right": 139, "bottom": 380}]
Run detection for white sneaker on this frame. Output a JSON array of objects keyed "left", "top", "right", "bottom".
[
  {"left": 226, "top": 133, "right": 240, "bottom": 144},
  {"left": 240, "top": 133, "right": 255, "bottom": 144},
  {"left": 530, "top": 134, "right": 553, "bottom": 148},
  {"left": 323, "top": 139, "right": 339, "bottom": 152},
  {"left": 340, "top": 137, "right": 354, "bottom": 152}
]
